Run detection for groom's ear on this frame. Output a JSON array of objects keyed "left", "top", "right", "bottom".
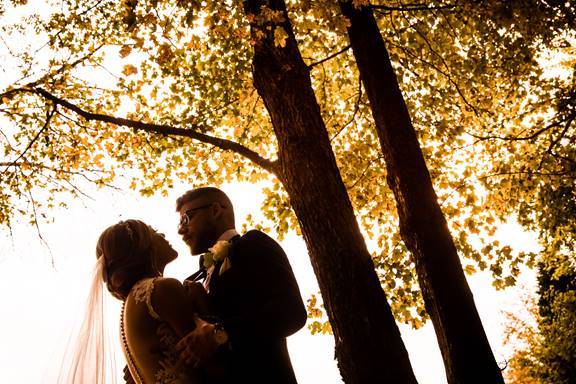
[{"left": 211, "top": 202, "right": 224, "bottom": 219}]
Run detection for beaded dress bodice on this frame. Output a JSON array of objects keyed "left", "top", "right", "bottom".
[{"left": 122, "top": 278, "right": 200, "bottom": 384}]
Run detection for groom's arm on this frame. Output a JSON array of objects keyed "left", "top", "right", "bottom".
[
  {"left": 222, "top": 230, "right": 307, "bottom": 343},
  {"left": 177, "top": 230, "right": 306, "bottom": 364}
]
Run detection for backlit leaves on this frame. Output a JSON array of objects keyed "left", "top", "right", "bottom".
[{"left": 1, "top": 0, "right": 574, "bottom": 328}]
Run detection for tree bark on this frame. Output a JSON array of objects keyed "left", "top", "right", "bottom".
[
  {"left": 338, "top": 2, "right": 504, "bottom": 383},
  {"left": 242, "top": 1, "right": 418, "bottom": 382}
]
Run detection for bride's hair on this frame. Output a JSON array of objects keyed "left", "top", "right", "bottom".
[
  {"left": 57, "top": 219, "right": 160, "bottom": 384},
  {"left": 96, "top": 219, "right": 159, "bottom": 300}
]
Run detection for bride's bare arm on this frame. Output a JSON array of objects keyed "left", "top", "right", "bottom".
[
  {"left": 150, "top": 277, "right": 205, "bottom": 337},
  {"left": 153, "top": 278, "right": 226, "bottom": 376}
]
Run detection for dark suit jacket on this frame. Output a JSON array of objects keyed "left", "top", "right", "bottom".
[{"left": 187, "top": 230, "right": 307, "bottom": 384}]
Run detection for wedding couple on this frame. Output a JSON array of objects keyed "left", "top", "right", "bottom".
[{"left": 69, "top": 187, "right": 307, "bottom": 384}]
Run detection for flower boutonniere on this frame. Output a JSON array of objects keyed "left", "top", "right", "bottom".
[{"left": 203, "top": 240, "right": 232, "bottom": 269}]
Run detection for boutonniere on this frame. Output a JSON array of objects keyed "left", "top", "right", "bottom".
[{"left": 203, "top": 240, "right": 232, "bottom": 269}]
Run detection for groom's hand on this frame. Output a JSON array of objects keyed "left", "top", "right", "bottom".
[
  {"left": 183, "top": 280, "right": 207, "bottom": 299},
  {"left": 182, "top": 280, "right": 211, "bottom": 315},
  {"left": 176, "top": 314, "right": 223, "bottom": 366}
]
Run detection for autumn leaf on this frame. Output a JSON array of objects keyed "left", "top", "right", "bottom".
[
  {"left": 119, "top": 45, "right": 132, "bottom": 58},
  {"left": 273, "top": 26, "right": 288, "bottom": 48},
  {"left": 122, "top": 64, "right": 138, "bottom": 76}
]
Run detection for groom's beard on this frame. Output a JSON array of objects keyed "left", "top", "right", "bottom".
[{"left": 189, "top": 227, "right": 220, "bottom": 255}]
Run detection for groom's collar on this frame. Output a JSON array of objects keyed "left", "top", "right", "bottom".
[{"left": 217, "top": 228, "right": 239, "bottom": 242}]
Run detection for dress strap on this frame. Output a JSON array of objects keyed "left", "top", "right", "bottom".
[{"left": 132, "top": 277, "right": 161, "bottom": 320}]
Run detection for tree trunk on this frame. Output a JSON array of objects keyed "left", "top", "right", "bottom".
[
  {"left": 242, "top": 1, "right": 417, "bottom": 383},
  {"left": 338, "top": 2, "right": 504, "bottom": 383}
]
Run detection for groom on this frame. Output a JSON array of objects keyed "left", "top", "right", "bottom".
[{"left": 175, "top": 187, "right": 307, "bottom": 384}]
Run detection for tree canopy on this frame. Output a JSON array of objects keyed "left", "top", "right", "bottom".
[{"left": 1, "top": 0, "right": 574, "bottom": 327}]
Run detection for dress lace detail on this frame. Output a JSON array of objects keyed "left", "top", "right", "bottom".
[
  {"left": 132, "top": 278, "right": 160, "bottom": 320},
  {"left": 124, "top": 278, "right": 199, "bottom": 384}
]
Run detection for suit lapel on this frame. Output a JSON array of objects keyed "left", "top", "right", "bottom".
[
  {"left": 208, "top": 234, "right": 241, "bottom": 292},
  {"left": 186, "top": 268, "right": 206, "bottom": 283},
  {"left": 185, "top": 234, "right": 242, "bottom": 287}
]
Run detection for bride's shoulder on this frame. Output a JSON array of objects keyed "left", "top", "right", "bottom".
[
  {"left": 148, "top": 277, "right": 189, "bottom": 304},
  {"left": 129, "top": 277, "right": 180, "bottom": 302},
  {"left": 129, "top": 278, "right": 188, "bottom": 320},
  {"left": 131, "top": 277, "right": 182, "bottom": 294},
  {"left": 150, "top": 277, "right": 185, "bottom": 292}
]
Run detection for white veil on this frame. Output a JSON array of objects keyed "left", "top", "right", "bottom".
[{"left": 56, "top": 256, "right": 119, "bottom": 384}]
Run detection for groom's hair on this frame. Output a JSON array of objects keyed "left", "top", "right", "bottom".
[{"left": 176, "top": 187, "right": 234, "bottom": 215}]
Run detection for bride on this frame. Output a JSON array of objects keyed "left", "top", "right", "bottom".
[{"left": 60, "top": 219, "right": 224, "bottom": 384}]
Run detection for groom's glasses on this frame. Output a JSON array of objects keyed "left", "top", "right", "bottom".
[{"left": 179, "top": 203, "right": 214, "bottom": 227}]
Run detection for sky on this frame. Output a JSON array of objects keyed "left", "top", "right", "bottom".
[{"left": 0, "top": 180, "right": 540, "bottom": 383}]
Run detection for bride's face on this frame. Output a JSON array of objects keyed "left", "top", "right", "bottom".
[{"left": 150, "top": 230, "right": 178, "bottom": 265}]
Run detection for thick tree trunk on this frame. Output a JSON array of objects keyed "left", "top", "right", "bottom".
[
  {"left": 338, "top": 3, "right": 504, "bottom": 383},
  {"left": 242, "top": 1, "right": 417, "bottom": 383}
]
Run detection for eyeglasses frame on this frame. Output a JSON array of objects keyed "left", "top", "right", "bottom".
[{"left": 178, "top": 203, "right": 215, "bottom": 228}]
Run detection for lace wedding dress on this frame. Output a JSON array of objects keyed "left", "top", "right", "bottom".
[{"left": 122, "top": 278, "right": 202, "bottom": 384}]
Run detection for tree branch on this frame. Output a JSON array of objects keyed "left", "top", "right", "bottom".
[
  {"left": 371, "top": 3, "right": 456, "bottom": 12},
  {"left": 537, "top": 115, "right": 575, "bottom": 170},
  {"left": 331, "top": 75, "right": 363, "bottom": 142},
  {"left": 308, "top": 45, "right": 351, "bottom": 69},
  {"left": 0, "top": 161, "right": 113, "bottom": 178},
  {"left": 468, "top": 116, "right": 571, "bottom": 141},
  {"left": 12, "top": 87, "right": 281, "bottom": 178},
  {"left": 25, "top": 178, "right": 54, "bottom": 267},
  {"left": 385, "top": 12, "right": 485, "bottom": 118},
  {"left": 348, "top": 155, "right": 385, "bottom": 190},
  {"left": 2, "top": 104, "right": 56, "bottom": 173}
]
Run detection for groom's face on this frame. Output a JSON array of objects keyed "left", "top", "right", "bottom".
[{"left": 177, "top": 199, "right": 220, "bottom": 255}]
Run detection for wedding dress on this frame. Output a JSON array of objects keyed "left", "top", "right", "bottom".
[
  {"left": 123, "top": 277, "right": 202, "bottom": 384},
  {"left": 57, "top": 258, "right": 205, "bottom": 384}
]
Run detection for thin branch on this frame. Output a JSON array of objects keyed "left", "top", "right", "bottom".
[
  {"left": 371, "top": 3, "right": 456, "bottom": 12},
  {"left": 468, "top": 118, "right": 568, "bottom": 141},
  {"left": 438, "top": 168, "right": 575, "bottom": 207},
  {"left": 348, "top": 155, "right": 385, "bottom": 190},
  {"left": 0, "top": 161, "right": 112, "bottom": 176},
  {"left": 2, "top": 104, "right": 56, "bottom": 173},
  {"left": 385, "top": 10, "right": 485, "bottom": 118},
  {"left": 550, "top": 151, "right": 576, "bottom": 164},
  {"left": 54, "top": 109, "right": 99, "bottom": 133},
  {"left": 537, "top": 115, "right": 575, "bottom": 170},
  {"left": 238, "top": 90, "right": 261, "bottom": 138},
  {"left": 29, "top": 0, "right": 105, "bottom": 57},
  {"left": 478, "top": 170, "right": 574, "bottom": 179},
  {"left": 0, "top": 34, "right": 17, "bottom": 57},
  {"left": 308, "top": 45, "right": 351, "bottom": 69},
  {"left": 26, "top": 183, "right": 54, "bottom": 267},
  {"left": 0, "top": 42, "right": 106, "bottom": 113},
  {"left": 20, "top": 87, "right": 280, "bottom": 178},
  {"left": 331, "top": 75, "right": 363, "bottom": 142},
  {"left": 402, "top": 13, "right": 448, "bottom": 71},
  {"left": 0, "top": 128, "right": 15, "bottom": 151}
]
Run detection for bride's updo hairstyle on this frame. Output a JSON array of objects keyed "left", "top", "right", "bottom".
[{"left": 96, "top": 219, "right": 158, "bottom": 300}]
